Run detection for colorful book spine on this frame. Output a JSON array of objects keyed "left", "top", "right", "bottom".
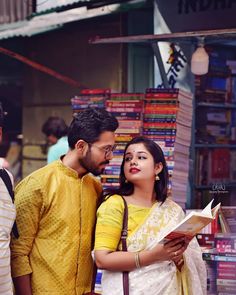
[{"left": 102, "top": 92, "right": 144, "bottom": 191}]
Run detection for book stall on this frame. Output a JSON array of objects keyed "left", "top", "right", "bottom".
[{"left": 70, "top": 61, "right": 236, "bottom": 294}]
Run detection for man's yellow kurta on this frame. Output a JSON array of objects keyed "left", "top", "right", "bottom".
[{"left": 11, "top": 160, "right": 102, "bottom": 295}]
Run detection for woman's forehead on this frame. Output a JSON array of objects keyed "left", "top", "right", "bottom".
[{"left": 126, "top": 143, "right": 148, "bottom": 153}]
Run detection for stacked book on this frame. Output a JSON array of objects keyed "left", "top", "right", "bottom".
[
  {"left": 171, "top": 89, "right": 193, "bottom": 208},
  {"left": 215, "top": 234, "right": 236, "bottom": 294},
  {"left": 71, "top": 88, "right": 110, "bottom": 112},
  {"left": 202, "top": 233, "right": 236, "bottom": 294},
  {"left": 102, "top": 93, "right": 144, "bottom": 191},
  {"left": 143, "top": 88, "right": 178, "bottom": 193}
]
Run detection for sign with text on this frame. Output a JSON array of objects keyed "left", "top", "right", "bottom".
[{"left": 155, "top": 0, "right": 236, "bottom": 32}]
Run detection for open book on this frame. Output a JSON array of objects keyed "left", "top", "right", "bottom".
[{"left": 160, "top": 199, "right": 221, "bottom": 243}]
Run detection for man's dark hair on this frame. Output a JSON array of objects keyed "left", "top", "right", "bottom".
[
  {"left": 42, "top": 117, "right": 68, "bottom": 139},
  {"left": 0, "top": 103, "right": 4, "bottom": 128},
  {"left": 68, "top": 108, "right": 119, "bottom": 149}
]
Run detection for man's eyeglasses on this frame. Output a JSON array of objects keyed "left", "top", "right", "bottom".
[{"left": 88, "top": 143, "right": 117, "bottom": 158}]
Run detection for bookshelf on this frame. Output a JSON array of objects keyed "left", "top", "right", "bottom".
[
  {"left": 191, "top": 49, "right": 236, "bottom": 209},
  {"left": 199, "top": 233, "right": 236, "bottom": 295}
]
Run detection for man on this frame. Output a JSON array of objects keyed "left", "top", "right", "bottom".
[
  {"left": 41, "top": 116, "right": 69, "bottom": 163},
  {"left": 11, "top": 108, "right": 118, "bottom": 295},
  {"left": 0, "top": 103, "right": 16, "bottom": 295}
]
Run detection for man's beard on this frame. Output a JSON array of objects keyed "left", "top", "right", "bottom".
[{"left": 79, "top": 150, "right": 109, "bottom": 176}]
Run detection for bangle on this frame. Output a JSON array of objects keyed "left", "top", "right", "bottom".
[{"left": 134, "top": 252, "right": 141, "bottom": 268}]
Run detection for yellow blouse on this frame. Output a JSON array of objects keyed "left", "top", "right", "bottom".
[
  {"left": 95, "top": 194, "right": 153, "bottom": 251},
  {"left": 11, "top": 160, "right": 102, "bottom": 295}
]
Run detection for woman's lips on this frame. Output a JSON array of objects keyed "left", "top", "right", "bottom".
[{"left": 129, "top": 168, "right": 140, "bottom": 173}]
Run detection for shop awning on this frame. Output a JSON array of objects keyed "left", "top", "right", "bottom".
[
  {"left": 0, "top": 0, "right": 145, "bottom": 41},
  {"left": 36, "top": 0, "right": 90, "bottom": 13}
]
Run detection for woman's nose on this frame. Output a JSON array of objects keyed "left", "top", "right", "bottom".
[{"left": 130, "top": 159, "right": 138, "bottom": 166}]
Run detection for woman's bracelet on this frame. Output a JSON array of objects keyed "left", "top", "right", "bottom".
[{"left": 134, "top": 252, "right": 141, "bottom": 268}]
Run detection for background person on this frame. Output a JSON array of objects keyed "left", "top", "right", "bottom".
[
  {"left": 41, "top": 116, "right": 69, "bottom": 163},
  {"left": 94, "top": 136, "right": 206, "bottom": 295},
  {"left": 0, "top": 103, "right": 16, "bottom": 295},
  {"left": 11, "top": 108, "right": 119, "bottom": 295}
]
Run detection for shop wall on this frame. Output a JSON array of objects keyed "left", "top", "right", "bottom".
[
  {"left": 127, "top": 6, "right": 154, "bottom": 92},
  {"left": 23, "top": 14, "right": 125, "bottom": 143},
  {"left": 21, "top": 14, "right": 125, "bottom": 175}
]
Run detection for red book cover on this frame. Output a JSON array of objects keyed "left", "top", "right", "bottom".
[
  {"left": 218, "top": 262, "right": 236, "bottom": 269},
  {"left": 145, "top": 93, "right": 179, "bottom": 98},
  {"left": 211, "top": 149, "right": 230, "bottom": 179},
  {"left": 106, "top": 107, "right": 142, "bottom": 112}
]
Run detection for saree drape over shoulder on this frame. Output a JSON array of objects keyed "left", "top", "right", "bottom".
[{"left": 95, "top": 195, "right": 207, "bottom": 295}]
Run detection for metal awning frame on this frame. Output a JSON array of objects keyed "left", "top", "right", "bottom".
[{"left": 90, "top": 28, "right": 236, "bottom": 88}]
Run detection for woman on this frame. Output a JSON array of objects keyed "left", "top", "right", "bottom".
[{"left": 94, "top": 136, "right": 206, "bottom": 295}]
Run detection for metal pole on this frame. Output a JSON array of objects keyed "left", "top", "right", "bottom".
[{"left": 150, "top": 41, "right": 169, "bottom": 88}]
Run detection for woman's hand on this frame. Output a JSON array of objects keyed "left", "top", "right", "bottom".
[
  {"left": 151, "top": 237, "right": 189, "bottom": 263},
  {"left": 95, "top": 237, "right": 189, "bottom": 272}
]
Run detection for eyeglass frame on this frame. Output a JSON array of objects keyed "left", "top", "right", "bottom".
[{"left": 87, "top": 142, "right": 117, "bottom": 158}]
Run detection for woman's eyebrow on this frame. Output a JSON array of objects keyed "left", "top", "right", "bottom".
[{"left": 125, "top": 151, "right": 148, "bottom": 155}]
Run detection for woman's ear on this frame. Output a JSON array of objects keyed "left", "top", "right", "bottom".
[
  {"left": 0, "top": 127, "right": 2, "bottom": 143},
  {"left": 155, "top": 162, "right": 163, "bottom": 175}
]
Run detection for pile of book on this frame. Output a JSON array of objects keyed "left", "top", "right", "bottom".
[
  {"left": 202, "top": 233, "right": 236, "bottom": 294},
  {"left": 71, "top": 88, "right": 110, "bottom": 112},
  {"left": 143, "top": 88, "right": 178, "bottom": 192},
  {"left": 102, "top": 93, "right": 144, "bottom": 191},
  {"left": 215, "top": 233, "right": 236, "bottom": 294},
  {"left": 171, "top": 89, "right": 193, "bottom": 208},
  {"left": 218, "top": 206, "right": 236, "bottom": 234}
]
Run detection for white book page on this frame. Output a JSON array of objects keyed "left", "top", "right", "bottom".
[{"left": 201, "top": 199, "right": 214, "bottom": 216}]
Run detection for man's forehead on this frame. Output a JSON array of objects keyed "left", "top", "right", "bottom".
[{"left": 95, "top": 131, "right": 116, "bottom": 145}]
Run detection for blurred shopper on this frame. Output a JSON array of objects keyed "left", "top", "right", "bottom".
[
  {"left": 0, "top": 103, "right": 17, "bottom": 295},
  {"left": 0, "top": 157, "right": 9, "bottom": 169},
  {"left": 42, "top": 116, "right": 69, "bottom": 163},
  {"left": 11, "top": 108, "right": 118, "bottom": 295}
]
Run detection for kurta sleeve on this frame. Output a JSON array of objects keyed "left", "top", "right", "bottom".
[
  {"left": 94, "top": 194, "right": 124, "bottom": 251},
  {"left": 10, "top": 176, "right": 44, "bottom": 277}
]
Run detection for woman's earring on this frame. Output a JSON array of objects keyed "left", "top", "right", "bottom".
[
  {"left": 155, "top": 174, "right": 160, "bottom": 181},
  {"left": 125, "top": 179, "right": 128, "bottom": 184}
]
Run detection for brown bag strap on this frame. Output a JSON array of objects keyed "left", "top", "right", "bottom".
[
  {"left": 90, "top": 263, "right": 98, "bottom": 294},
  {"left": 120, "top": 196, "right": 129, "bottom": 295},
  {"left": 89, "top": 195, "right": 129, "bottom": 295}
]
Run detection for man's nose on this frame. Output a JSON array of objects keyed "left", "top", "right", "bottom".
[{"left": 106, "top": 152, "right": 113, "bottom": 160}]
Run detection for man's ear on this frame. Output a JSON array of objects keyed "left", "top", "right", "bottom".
[
  {"left": 0, "top": 127, "right": 2, "bottom": 143},
  {"left": 74, "top": 139, "right": 88, "bottom": 154}
]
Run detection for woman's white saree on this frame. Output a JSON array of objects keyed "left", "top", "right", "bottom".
[{"left": 101, "top": 199, "right": 207, "bottom": 295}]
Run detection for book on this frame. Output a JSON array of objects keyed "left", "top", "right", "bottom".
[
  {"left": 160, "top": 199, "right": 221, "bottom": 243},
  {"left": 220, "top": 207, "right": 236, "bottom": 233}
]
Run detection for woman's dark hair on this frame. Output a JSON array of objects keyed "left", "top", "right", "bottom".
[
  {"left": 106, "top": 136, "right": 169, "bottom": 203},
  {"left": 0, "top": 103, "right": 4, "bottom": 128},
  {"left": 42, "top": 117, "right": 68, "bottom": 139},
  {"left": 67, "top": 108, "right": 118, "bottom": 149}
]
